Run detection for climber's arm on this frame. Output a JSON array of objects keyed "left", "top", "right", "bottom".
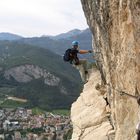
[{"left": 79, "top": 50, "right": 92, "bottom": 54}]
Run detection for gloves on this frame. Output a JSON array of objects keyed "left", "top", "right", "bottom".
[{"left": 88, "top": 50, "right": 93, "bottom": 53}]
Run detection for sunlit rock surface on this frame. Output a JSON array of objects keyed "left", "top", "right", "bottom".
[
  {"left": 71, "top": 0, "right": 140, "bottom": 139},
  {"left": 71, "top": 70, "right": 113, "bottom": 140}
]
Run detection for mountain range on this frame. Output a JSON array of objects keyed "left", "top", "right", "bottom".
[
  {"left": 47, "top": 29, "right": 83, "bottom": 40},
  {"left": 0, "top": 41, "right": 83, "bottom": 109},
  {"left": 0, "top": 32, "right": 23, "bottom": 41},
  {"left": 0, "top": 28, "right": 92, "bottom": 56},
  {"left": 0, "top": 28, "right": 92, "bottom": 110}
]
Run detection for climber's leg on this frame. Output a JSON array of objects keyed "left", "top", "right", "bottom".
[{"left": 73, "top": 59, "right": 89, "bottom": 83}]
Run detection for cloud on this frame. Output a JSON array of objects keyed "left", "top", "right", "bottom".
[{"left": 0, "top": 0, "right": 88, "bottom": 37}]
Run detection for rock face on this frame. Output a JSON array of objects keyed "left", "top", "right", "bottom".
[
  {"left": 71, "top": 70, "right": 113, "bottom": 140},
  {"left": 4, "top": 64, "right": 68, "bottom": 95},
  {"left": 71, "top": 0, "right": 140, "bottom": 140},
  {"left": 4, "top": 64, "right": 60, "bottom": 86}
]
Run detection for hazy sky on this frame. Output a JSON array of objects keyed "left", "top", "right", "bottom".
[{"left": 0, "top": 0, "right": 88, "bottom": 37}]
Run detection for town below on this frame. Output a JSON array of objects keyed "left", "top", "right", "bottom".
[{"left": 0, "top": 107, "right": 72, "bottom": 140}]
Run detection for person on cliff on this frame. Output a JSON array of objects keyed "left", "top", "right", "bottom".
[
  {"left": 63, "top": 41, "right": 92, "bottom": 83},
  {"left": 136, "top": 122, "right": 140, "bottom": 140}
]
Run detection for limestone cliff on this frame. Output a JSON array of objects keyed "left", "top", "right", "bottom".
[
  {"left": 4, "top": 64, "right": 67, "bottom": 94},
  {"left": 71, "top": 0, "right": 140, "bottom": 140},
  {"left": 4, "top": 64, "right": 60, "bottom": 86},
  {"left": 71, "top": 70, "right": 113, "bottom": 140}
]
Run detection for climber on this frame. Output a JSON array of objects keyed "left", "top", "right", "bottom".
[
  {"left": 136, "top": 122, "right": 140, "bottom": 140},
  {"left": 63, "top": 40, "right": 92, "bottom": 83}
]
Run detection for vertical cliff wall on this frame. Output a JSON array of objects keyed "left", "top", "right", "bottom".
[{"left": 71, "top": 0, "right": 140, "bottom": 140}]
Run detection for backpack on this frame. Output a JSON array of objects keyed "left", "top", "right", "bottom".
[
  {"left": 63, "top": 49, "right": 72, "bottom": 62},
  {"left": 63, "top": 48, "right": 79, "bottom": 65}
]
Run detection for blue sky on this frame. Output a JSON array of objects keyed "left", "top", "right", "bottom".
[{"left": 0, "top": 0, "right": 88, "bottom": 37}]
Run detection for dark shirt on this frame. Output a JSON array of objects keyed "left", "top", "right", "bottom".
[
  {"left": 70, "top": 48, "right": 79, "bottom": 65},
  {"left": 71, "top": 48, "right": 79, "bottom": 56}
]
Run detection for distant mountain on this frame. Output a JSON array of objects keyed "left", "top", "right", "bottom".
[
  {"left": 0, "top": 32, "right": 23, "bottom": 40},
  {"left": 0, "top": 29, "right": 92, "bottom": 56},
  {"left": 0, "top": 29, "right": 92, "bottom": 110},
  {"left": 18, "top": 28, "right": 92, "bottom": 56},
  {"left": 0, "top": 41, "right": 82, "bottom": 110},
  {"left": 49, "top": 29, "right": 82, "bottom": 40}
]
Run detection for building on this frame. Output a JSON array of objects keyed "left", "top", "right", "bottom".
[{"left": 14, "top": 131, "right": 22, "bottom": 140}]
